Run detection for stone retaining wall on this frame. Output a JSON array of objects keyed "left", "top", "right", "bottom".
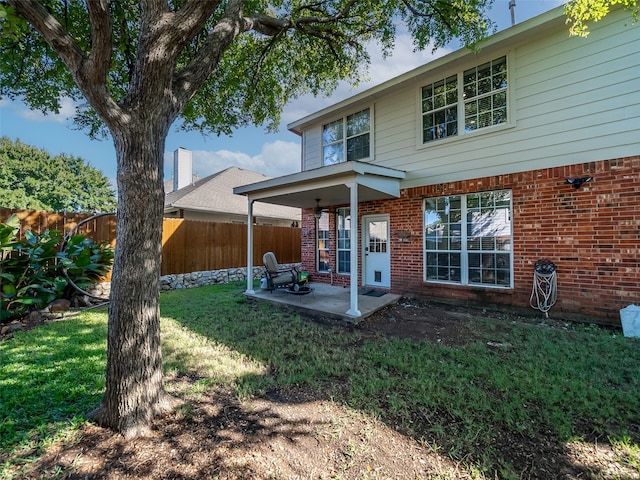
[{"left": 86, "top": 263, "right": 300, "bottom": 298}]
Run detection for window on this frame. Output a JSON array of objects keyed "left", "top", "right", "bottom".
[
  {"left": 422, "top": 75, "right": 458, "bottom": 142},
  {"left": 422, "top": 56, "right": 507, "bottom": 144},
  {"left": 337, "top": 208, "right": 351, "bottom": 274},
  {"left": 323, "top": 109, "right": 370, "bottom": 165},
  {"left": 424, "top": 190, "right": 512, "bottom": 287},
  {"left": 317, "top": 212, "right": 330, "bottom": 272}
]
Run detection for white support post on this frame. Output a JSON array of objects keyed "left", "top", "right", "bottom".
[
  {"left": 346, "top": 182, "right": 361, "bottom": 317},
  {"left": 245, "top": 198, "right": 255, "bottom": 294}
]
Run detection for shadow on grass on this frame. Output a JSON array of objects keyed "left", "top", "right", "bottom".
[
  {"left": 160, "top": 282, "right": 640, "bottom": 479},
  {"left": 2, "top": 283, "right": 639, "bottom": 479}
]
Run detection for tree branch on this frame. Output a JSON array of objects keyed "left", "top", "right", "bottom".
[
  {"left": 84, "top": 1, "right": 112, "bottom": 89},
  {"left": 171, "top": 0, "right": 375, "bottom": 110},
  {"left": 171, "top": 0, "right": 248, "bottom": 109},
  {"left": 8, "top": 0, "right": 124, "bottom": 126},
  {"left": 9, "top": 0, "right": 85, "bottom": 73},
  {"left": 400, "top": 0, "right": 455, "bottom": 32}
]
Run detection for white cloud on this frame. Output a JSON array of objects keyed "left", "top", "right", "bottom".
[
  {"left": 164, "top": 139, "right": 301, "bottom": 180},
  {"left": 259, "top": 140, "right": 301, "bottom": 176},
  {"left": 279, "top": 34, "right": 450, "bottom": 127},
  {"left": 17, "top": 96, "right": 76, "bottom": 123}
]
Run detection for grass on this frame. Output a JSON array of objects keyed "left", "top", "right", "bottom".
[{"left": 1, "top": 281, "right": 639, "bottom": 478}]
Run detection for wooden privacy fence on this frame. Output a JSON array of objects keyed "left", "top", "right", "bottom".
[
  {"left": 161, "top": 218, "right": 301, "bottom": 275},
  {"left": 0, "top": 208, "right": 117, "bottom": 247},
  {"left": 0, "top": 209, "right": 301, "bottom": 276}
]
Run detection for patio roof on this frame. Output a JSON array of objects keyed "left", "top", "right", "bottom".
[
  {"left": 233, "top": 161, "right": 405, "bottom": 209},
  {"left": 234, "top": 161, "right": 406, "bottom": 318}
]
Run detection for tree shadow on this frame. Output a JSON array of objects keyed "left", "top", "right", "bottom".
[{"left": 159, "top": 284, "right": 640, "bottom": 479}]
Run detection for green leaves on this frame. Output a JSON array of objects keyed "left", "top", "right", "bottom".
[
  {"left": 0, "top": 218, "right": 113, "bottom": 321},
  {"left": 565, "top": 0, "right": 639, "bottom": 36},
  {"left": 0, "top": 137, "right": 116, "bottom": 212},
  {"left": 0, "top": 214, "right": 20, "bottom": 260},
  {"left": 0, "top": 3, "right": 28, "bottom": 41},
  {"left": 2, "top": 0, "right": 497, "bottom": 138}
]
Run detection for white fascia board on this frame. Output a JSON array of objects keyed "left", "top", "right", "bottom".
[
  {"left": 355, "top": 174, "right": 401, "bottom": 198},
  {"left": 233, "top": 161, "right": 405, "bottom": 196}
]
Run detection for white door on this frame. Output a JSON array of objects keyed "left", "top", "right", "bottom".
[{"left": 363, "top": 215, "right": 390, "bottom": 288}]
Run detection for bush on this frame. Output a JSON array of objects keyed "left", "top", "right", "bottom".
[{"left": 0, "top": 214, "right": 113, "bottom": 322}]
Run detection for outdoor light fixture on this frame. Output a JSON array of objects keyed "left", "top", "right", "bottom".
[
  {"left": 565, "top": 176, "right": 593, "bottom": 189},
  {"left": 314, "top": 199, "right": 324, "bottom": 220}
]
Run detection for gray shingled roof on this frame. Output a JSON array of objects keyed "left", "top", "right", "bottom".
[
  {"left": 164, "top": 167, "right": 300, "bottom": 221},
  {"left": 164, "top": 174, "right": 201, "bottom": 194}
]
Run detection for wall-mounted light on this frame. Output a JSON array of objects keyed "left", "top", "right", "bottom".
[
  {"left": 314, "top": 199, "right": 324, "bottom": 220},
  {"left": 565, "top": 176, "right": 593, "bottom": 189}
]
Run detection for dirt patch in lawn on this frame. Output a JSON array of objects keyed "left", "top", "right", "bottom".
[{"left": 13, "top": 299, "right": 638, "bottom": 480}]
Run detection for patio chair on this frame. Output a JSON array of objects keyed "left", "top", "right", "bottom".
[{"left": 262, "top": 251, "right": 301, "bottom": 291}]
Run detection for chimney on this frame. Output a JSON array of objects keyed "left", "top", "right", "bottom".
[
  {"left": 509, "top": 0, "right": 516, "bottom": 26},
  {"left": 173, "top": 147, "right": 192, "bottom": 192}
]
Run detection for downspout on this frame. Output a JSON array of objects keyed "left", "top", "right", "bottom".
[
  {"left": 245, "top": 198, "right": 255, "bottom": 294},
  {"left": 346, "top": 182, "right": 361, "bottom": 317}
]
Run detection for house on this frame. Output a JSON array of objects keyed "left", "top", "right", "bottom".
[
  {"left": 235, "top": 5, "right": 640, "bottom": 323},
  {"left": 165, "top": 149, "right": 301, "bottom": 227}
]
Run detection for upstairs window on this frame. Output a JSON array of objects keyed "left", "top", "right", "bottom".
[
  {"left": 463, "top": 57, "right": 508, "bottom": 132},
  {"left": 422, "top": 75, "right": 458, "bottom": 142},
  {"left": 323, "top": 108, "right": 370, "bottom": 165},
  {"left": 422, "top": 56, "right": 507, "bottom": 144}
]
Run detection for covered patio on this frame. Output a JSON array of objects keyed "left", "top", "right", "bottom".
[
  {"left": 245, "top": 282, "right": 401, "bottom": 322},
  {"left": 234, "top": 160, "right": 405, "bottom": 319}
]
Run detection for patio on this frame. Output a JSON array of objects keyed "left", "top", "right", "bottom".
[{"left": 245, "top": 282, "right": 401, "bottom": 322}]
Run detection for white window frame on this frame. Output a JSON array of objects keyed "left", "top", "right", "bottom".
[
  {"left": 336, "top": 208, "right": 351, "bottom": 274},
  {"left": 417, "top": 54, "right": 511, "bottom": 148},
  {"left": 317, "top": 212, "right": 330, "bottom": 272},
  {"left": 322, "top": 107, "right": 373, "bottom": 166},
  {"left": 423, "top": 190, "right": 513, "bottom": 289}
]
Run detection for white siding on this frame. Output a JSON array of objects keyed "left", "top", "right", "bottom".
[
  {"left": 408, "top": 10, "right": 639, "bottom": 187},
  {"left": 298, "top": 8, "right": 639, "bottom": 187},
  {"left": 302, "top": 126, "right": 322, "bottom": 170}
]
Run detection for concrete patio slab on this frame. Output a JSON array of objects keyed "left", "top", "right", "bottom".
[{"left": 245, "top": 282, "right": 400, "bottom": 323}]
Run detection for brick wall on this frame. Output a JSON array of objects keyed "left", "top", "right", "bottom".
[{"left": 300, "top": 156, "right": 640, "bottom": 324}]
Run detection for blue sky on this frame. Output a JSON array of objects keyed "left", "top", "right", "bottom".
[{"left": 0, "top": 0, "right": 565, "bottom": 185}]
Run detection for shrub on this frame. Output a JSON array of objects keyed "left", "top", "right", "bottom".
[{"left": 0, "top": 215, "right": 113, "bottom": 322}]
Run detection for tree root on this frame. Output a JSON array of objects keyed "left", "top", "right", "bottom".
[{"left": 89, "top": 391, "right": 183, "bottom": 439}]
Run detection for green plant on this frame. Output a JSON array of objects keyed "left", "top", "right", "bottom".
[
  {"left": 0, "top": 225, "right": 62, "bottom": 320},
  {"left": 0, "top": 214, "right": 19, "bottom": 260},
  {"left": 59, "top": 233, "right": 114, "bottom": 293},
  {"left": 0, "top": 217, "right": 113, "bottom": 321}
]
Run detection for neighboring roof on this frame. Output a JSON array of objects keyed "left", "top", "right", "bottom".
[
  {"left": 165, "top": 166, "right": 301, "bottom": 221},
  {"left": 164, "top": 174, "right": 202, "bottom": 194},
  {"left": 287, "top": 4, "right": 566, "bottom": 134}
]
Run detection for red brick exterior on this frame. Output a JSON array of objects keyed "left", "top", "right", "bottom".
[{"left": 301, "top": 156, "right": 640, "bottom": 324}]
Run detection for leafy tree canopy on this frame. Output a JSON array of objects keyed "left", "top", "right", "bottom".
[
  {"left": 565, "top": 0, "right": 639, "bottom": 36},
  {"left": 0, "top": 137, "right": 116, "bottom": 212},
  {"left": 0, "top": 0, "right": 496, "bottom": 139}
]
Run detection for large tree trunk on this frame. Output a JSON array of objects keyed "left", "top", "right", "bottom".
[{"left": 90, "top": 118, "right": 179, "bottom": 438}]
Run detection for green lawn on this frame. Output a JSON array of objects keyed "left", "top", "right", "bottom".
[{"left": 1, "top": 281, "right": 639, "bottom": 478}]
